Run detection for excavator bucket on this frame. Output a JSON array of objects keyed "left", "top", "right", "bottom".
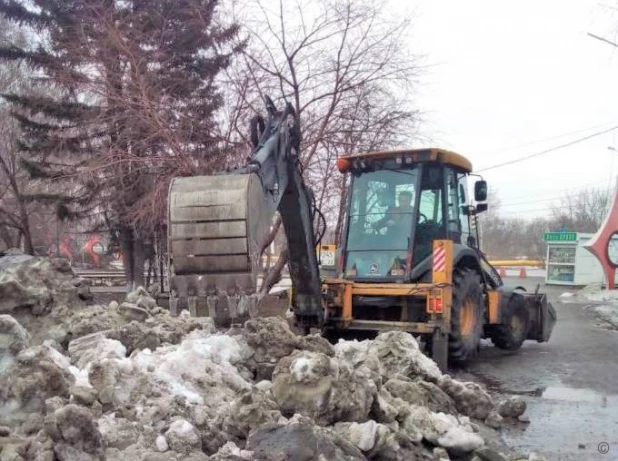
[{"left": 167, "top": 173, "right": 274, "bottom": 323}]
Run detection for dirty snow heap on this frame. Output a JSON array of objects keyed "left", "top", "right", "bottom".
[{"left": 0, "top": 254, "right": 545, "bottom": 461}]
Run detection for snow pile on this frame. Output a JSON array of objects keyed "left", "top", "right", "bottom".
[
  {"left": 560, "top": 284, "right": 618, "bottom": 328},
  {"left": 0, "top": 256, "right": 87, "bottom": 316},
  {"left": 0, "top": 256, "right": 548, "bottom": 461},
  {"left": 0, "top": 314, "right": 30, "bottom": 355},
  {"left": 560, "top": 283, "right": 618, "bottom": 303},
  {"left": 271, "top": 349, "right": 377, "bottom": 425},
  {"left": 0, "top": 313, "right": 504, "bottom": 460},
  {"left": 238, "top": 316, "right": 335, "bottom": 380},
  {"left": 591, "top": 305, "right": 618, "bottom": 328}
]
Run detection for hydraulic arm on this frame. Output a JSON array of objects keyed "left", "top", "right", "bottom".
[{"left": 167, "top": 97, "right": 323, "bottom": 328}]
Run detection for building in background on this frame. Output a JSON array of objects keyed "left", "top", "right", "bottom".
[{"left": 544, "top": 231, "right": 618, "bottom": 286}]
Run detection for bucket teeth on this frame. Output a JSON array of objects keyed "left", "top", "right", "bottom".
[
  {"left": 169, "top": 296, "right": 179, "bottom": 317},
  {"left": 206, "top": 296, "right": 218, "bottom": 318},
  {"left": 188, "top": 296, "right": 198, "bottom": 317},
  {"left": 168, "top": 292, "right": 263, "bottom": 327}
]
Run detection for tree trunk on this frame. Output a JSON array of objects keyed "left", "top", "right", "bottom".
[
  {"left": 0, "top": 226, "right": 15, "bottom": 250},
  {"left": 260, "top": 246, "right": 289, "bottom": 295},
  {"left": 16, "top": 199, "right": 34, "bottom": 255},
  {"left": 132, "top": 240, "right": 146, "bottom": 288},
  {"left": 119, "top": 225, "right": 135, "bottom": 291},
  {"left": 19, "top": 212, "right": 34, "bottom": 255},
  {"left": 260, "top": 216, "right": 282, "bottom": 253}
]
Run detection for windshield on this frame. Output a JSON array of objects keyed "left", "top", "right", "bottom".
[{"left": 345, "top": 166, "right": 419, "bottom": 278}]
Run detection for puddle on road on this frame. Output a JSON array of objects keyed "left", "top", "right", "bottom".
[
  {"left": 541, "top": 386, "right": 609, "bottom": 404},
  {"left": 501, "top": 385, "right": 618, "bottom": 460}
]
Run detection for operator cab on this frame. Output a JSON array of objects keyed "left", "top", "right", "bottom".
[{"left": 338, "top": 149, "right": 487, "bottom": 281}]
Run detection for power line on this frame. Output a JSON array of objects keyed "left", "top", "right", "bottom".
[
  {"left": 475, "top": 120, "right": 618, "bottom": 154},
  {"left": 477, "top": 125, "right": 618, "bottom": 173},
  {"left": 491, "top": 179, "right": 606, "bottom": 202},
  {"left": 588, "top": 32, "right": 618, "bottom": 48},
  {"left": 501, "top": 196, "right": 576, "bottom": 209},
  {"left": 498, "top": 202, "right": 610, "bottom": 217},
  {"left": 499, "top": 182, "right": 609, "bottom": 208},
  {"left": 488, "top": 179, "right": 609, "bottom": 208}
]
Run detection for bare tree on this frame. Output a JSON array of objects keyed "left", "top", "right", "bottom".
[
  {"left": 224, "top": 0, "right": 423, "bottom": 291},
  {"left": 478, "top": 188, "right": 551, "bottom": 260},
  {"left": 551, "top": 188, "right": 611, "bottom": 233},
  {"left": 479, "top": 187, "right": 612, "bottom": 261},
  {"left": 0, "top": 16, "right": 45, "bottom": 253}
]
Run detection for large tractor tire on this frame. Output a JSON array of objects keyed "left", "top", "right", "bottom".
[
  {"left": 449, "top": 268, "right": 483, "bottom": 364},
  {"left": 490, "top": 291, "right": 530, "bottom": 351}
]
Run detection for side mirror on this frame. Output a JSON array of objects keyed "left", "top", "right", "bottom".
[
  {"left": 474, "top": 180, "right": 488, "bottom": 202},
  {"left": 461, "top": 205, "right": 475, "bottom": 216},
  {"left": 476, "top": 203, "right": 488, "bottom": 213}
]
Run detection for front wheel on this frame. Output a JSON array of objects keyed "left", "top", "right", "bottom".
[
  {"left": 449, "top": 268, "right": 483, "bottom": 364},
  {"left": 490, "top": 292, "right": 530, "bottom": 351}
]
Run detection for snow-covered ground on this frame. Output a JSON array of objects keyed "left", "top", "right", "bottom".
[{"left": 560, "top": 284, "right": 618, "bottom": 329}]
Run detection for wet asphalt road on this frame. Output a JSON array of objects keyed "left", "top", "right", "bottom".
[{"left": 456, "top": 277, "right": 618, "bottom": 461}]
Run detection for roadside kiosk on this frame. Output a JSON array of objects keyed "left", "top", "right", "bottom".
[{"left": 544, "top": 231, "right": 618, "bottom": 286}]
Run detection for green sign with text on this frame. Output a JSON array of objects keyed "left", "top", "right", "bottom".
[{"left": 543, "top": 232, "right": 578, "bottom": 242}]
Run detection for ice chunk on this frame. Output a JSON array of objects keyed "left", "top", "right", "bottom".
[{"left": 156, "top": 434, "right": 169, "bottom": 452}]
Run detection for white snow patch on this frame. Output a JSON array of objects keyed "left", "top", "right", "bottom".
[
  {"left": 45, "top": 346, "right": 71, "bottom": 370},
  {"left": 155, "top": 435, "right": 169, "bottom": 452},
  {"left": 215, "top": 441, "right": 254, "bottom": 459},
  {"left": 592, "top": 305, "right": 618, "bottom": 328},
  {"left": 437, "top": 425, "right": 484, "bottom": 452},
  {"left": 168, "top": 419, "right": 195, "bottom": 435},
  {"left": 585, "top": 290, "right": 618, "bottom": 303},
  {"left": 402, "top": 406, "right": 483, "bottom": 453},
  {"left": 255, "top": 380, "right": 272, "bottom": 392},
  {"left": 414, "top": 350, "right": 443, "bottom": 381},
  {"left": 113, "top": 357, "right": 135, "bottom": 374},
  {"left": 97, "top": 413, "right": 117, "bottom": 437},
  {"left": 291, "top": 356, "right": 318, "bottom": 382},
  {"left": 69, "top": 365, "right": 92, "bottom": 388},
  {"left": 344, "top": 420, "right": 379, "bottom": 452},
  {"left": 334, "top": 339, "right": 372, "bottom": 367},
  {"left": 90, "top": 339, "right": 126, "bottom": 367},
  {"left": 0, "top": 354, "right": 14, "bottom": 375},
  {"left": 132, "top": 330, "right": 252, "bottom": 405},
  {"left": 562, "top": 284, "right": 618, "bottom": 303}
]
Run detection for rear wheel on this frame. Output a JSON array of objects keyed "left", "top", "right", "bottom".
[
  {"left": 449, "top": 268, "right": 483, "bottom": 364},
  {"left": 490, "top": 292, "right": 530, "bottom": 350}
]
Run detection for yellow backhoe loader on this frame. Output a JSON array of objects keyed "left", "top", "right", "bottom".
[{"left": 166, "top": 97, "right": 556, "bottom": 370}]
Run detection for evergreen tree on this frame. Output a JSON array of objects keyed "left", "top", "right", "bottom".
[{"left": 0, "top": 0, "right": 243, "bottom": 286}]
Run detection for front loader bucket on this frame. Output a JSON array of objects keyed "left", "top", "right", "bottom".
[{"left": 525, "top": 292, "right": 557, "bottom": 342}]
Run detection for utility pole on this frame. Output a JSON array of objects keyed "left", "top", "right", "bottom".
[{"left": 608, "top": 146, "right": 618, "bottom": 192}]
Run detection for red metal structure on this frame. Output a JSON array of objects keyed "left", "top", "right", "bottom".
[{"left": 584, "top": 190, "right": 618, "bottom": 289}]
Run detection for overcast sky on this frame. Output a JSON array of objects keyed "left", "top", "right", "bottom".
[{"left": 406, "top": 0, "right": 618, "bottom": 220}]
